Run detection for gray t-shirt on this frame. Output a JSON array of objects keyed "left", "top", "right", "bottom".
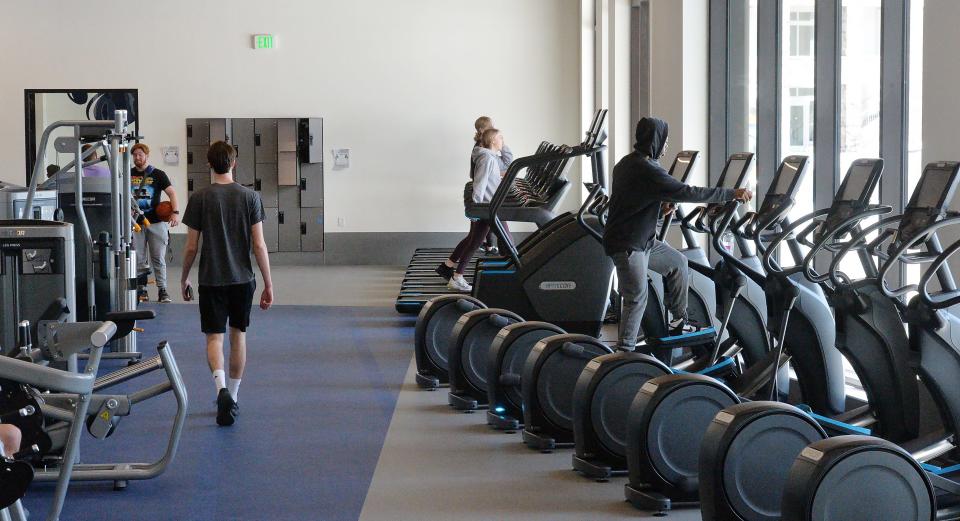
[{"left": 182, "top": 182, "right": 265, "bottom": 286}]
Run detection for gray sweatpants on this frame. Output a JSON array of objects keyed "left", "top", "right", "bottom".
[
  {"left": 611, "top": 239, "right": 689, "bottom": 349},
  {"left": 134, "top": 221, "right": 169, "bottom": 290}
]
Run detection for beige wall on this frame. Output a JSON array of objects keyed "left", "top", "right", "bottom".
[{"left": 0, "top": 0, "right": 581, "bottom": 233}]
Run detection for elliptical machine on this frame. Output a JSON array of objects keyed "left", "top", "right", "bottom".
[
  {"left": 699, "top": 160, "right": 960, "bottom": 521},
  {"left": 483, "top": 150, "right": 716, "bottom": 433},
  {"left": 620, "top": 154, "right": 856, "bottom": 512},
  {"left": 518, "top": 153, "right": 764, "bottom": 457}
]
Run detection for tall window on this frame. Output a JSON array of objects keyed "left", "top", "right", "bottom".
[
  {"left": 839, "top": 0, "right": 882, "bottom": 177},
  {"left": 906, "top": 0, "right": 925, "bottom": 286},
  {"left": 789, "top": 10, "right": 815, "bottom": 57},
  {"left": 781, "top": 1, "right": 816, "bottom": 227},
  {"left": 837, "top": 0, "right": 883, "bottom": 279},
  {"left": 727, "top": 0, "right": 758, "bottom": 208}
]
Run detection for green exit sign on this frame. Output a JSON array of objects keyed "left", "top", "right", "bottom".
[{"left": 253, "top": 34, "right": 275, "bottom": 49}]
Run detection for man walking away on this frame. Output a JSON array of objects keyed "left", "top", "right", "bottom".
[{"left": 181, "top": 141, "right": 274, "bottom": 426}]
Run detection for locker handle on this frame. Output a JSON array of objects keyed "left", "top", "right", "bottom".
[
  {"left": 309, "top": 134, "right": 314, "bottom": 146},
  {"left": 300, "top": 178, "right": 306, "bottom": 191},
  {"left": 188, "top": 179, "right": 194, "bottom": 191},
  {"left": 187, "top": 151, "right": 193, "bottom": 165},
  {"left": 301, "top": 223, "right": 307, "bottom": 235},
  {"left": 278, "top": 211, "right": 285, "bottom": 225},
  {"left": 255, "top": 179, "right": 262, "bottom": 191},
  {"left": 187, "top": 125, "right": 193, "bottom": 138},
  {"left": 255, "top": 133, "right": 261, "bottom": 147}
]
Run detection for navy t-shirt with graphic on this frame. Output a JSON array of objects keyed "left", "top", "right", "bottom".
[{"left": 130, "top": 166, "right": 172, "bottom": 222}]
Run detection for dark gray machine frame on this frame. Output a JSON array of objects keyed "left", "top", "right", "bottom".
[{"left": 23, "top": 111, "right": 141, "bottom": 357}]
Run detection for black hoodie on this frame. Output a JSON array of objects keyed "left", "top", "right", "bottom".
[{"left": 602, "top": 118, "right": 735, "bottom": 255}]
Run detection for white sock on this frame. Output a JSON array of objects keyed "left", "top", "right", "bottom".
[
  {"left": 228, "top": 378, "right": 241, "bottom": 402},
  {"left": 212, "top": 370, "right": 226, "bottom": 394}
]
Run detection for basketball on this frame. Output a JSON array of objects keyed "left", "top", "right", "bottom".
[{"left": 155, "top": 201, "right": 174, "bottom": 221}]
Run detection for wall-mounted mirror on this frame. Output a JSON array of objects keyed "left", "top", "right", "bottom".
[{"left": 24, "top": 89, "right": 139, "bottom": 184}]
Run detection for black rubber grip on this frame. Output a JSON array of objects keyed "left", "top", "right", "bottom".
[
  {"left": 454, "top": 299, "right": 479, "bottom": 313},
  {"left": 487, "top": 314, "right": 510, "bottom": 328},
  {"left": 561, "top": 342, "right": 585, "bottom": 357}
]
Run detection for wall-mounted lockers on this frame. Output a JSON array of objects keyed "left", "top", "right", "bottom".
[{"left": 185, "top": 118, "right": 323, "bottom": 252}]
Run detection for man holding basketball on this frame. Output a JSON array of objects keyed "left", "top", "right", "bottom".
[{"left": 131, "top": 143, "right": 179, "bottom": 304}]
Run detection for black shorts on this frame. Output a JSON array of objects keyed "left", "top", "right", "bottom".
[{"left": 198, "top": 281, "right": 256, "bottom": 334}]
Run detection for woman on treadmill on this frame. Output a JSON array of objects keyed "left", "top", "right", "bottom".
[
  {"left": 471, "top": 117, "right": 511, "bottom": 254},
  {"left": 436, "top": 128, "right": 508, "bottom": 291}
]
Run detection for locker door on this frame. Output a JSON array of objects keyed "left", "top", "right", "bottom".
[
  {"left": 299, "top": 118, "right": 323, "bottom": 164},
  {"left": 299, "top": 162, "right": 324, "bottom": 208},
  {"left": 255, "top": 163, "right": 279, "bottom": 208},
  {"left": 209, "top": 118, "right": 228, "bottom": 143},
  {"left": 187, "top": 171, "right": 211, "bottom": 198},
  {"left": 232, "top": 118, "right": 256, "bottom": 189},
  {"left": 186, "top": 119, "right": 210, "bottom": 146},
  {"left": 278, "top": 151, "right": 298, "bottom": 186},
  {"left": 187, "top": 146, "right": 211, "bottom": 173},
  {"left": 278, "top": 186, "right": 301, "bottom": 251},
  {"left": 278, "top": 119, "right": 297, "bottom": 152},
  {"left": 300, "top": 207, "right": 324, "bottom": 252},
  {"left": 262, "top": 207, "right": 279, "bottom": 253},
  {"left": 254, "top": 118, "right": 278, "bottom": 163}
]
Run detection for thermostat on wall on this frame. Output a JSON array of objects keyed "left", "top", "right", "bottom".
[
  {"left": 162, "top": 146, "right": 180, "bottom": 166},
  {"left": 333, "top": 149, "right": 350, "bottom": 169}
]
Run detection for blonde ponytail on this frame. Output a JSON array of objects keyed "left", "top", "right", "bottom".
[{"left": 474, "top": 116, "right": 493, "bottom": 145}]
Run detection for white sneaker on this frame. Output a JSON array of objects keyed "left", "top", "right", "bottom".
[{"left": 447, "top": 275, "right": 473, "bottom": 292}]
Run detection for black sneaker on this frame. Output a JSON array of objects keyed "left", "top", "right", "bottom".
[
  {"left": 216, "top": 388, "right": 238, "bottom": 426},
  {"left": 137, "top": 286, "right": 149, "bottom": 302},
  {"left": 435, "top": 263, "right": 454, "bottom": 281},
  {"left": 158, "top": 288, "right": 172, "bottom": 304}
]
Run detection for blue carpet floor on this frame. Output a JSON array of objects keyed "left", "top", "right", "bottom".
[{"left": 22, "top": 304, "right": 416, "bottom": 521}]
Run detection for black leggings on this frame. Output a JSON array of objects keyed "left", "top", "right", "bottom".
[
  {"left": 450, "top": 220, "right": 491, "bottom": 274},
  {"left": 482, "top": 222, "right": 511, "bottom": 247}
]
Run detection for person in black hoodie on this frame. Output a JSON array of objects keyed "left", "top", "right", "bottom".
[{"left": 604, "top": 117, "right": 752, "bottom": 351}]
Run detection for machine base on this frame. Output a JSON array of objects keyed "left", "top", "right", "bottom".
[
  {"left": 486, "top": 411, "right": 521, "bottom": 432},
  {"left": 572, "top": 454, "right": 626, "bottom": 481},
  {"left": 448, "top": 391, "right": 486, "bottom": 411},
  {"left": 624, "top": 483, "right": 698, "bottom": 514},
  {"left": 522, "top": 429, "right": 571, "bottom": 452},
  {"left": 415, "top": 372, "right": 442, "bottom": 390}
]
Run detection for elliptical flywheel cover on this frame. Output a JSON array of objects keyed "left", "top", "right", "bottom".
[
  {"left": 591, "top": 358, "right": 670, "bottom": 457},
  {"left": 781, "top": 435, "right": 935, "bottom": 521},
  {"left": 497, "top": 327, "right": 561, "bottom": 410},
  {"left": 699, "top": 401, "right": 827, "bottom": 521},
  {"left": 632, "top": 374, "right": 739, "bottom": 494}
]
